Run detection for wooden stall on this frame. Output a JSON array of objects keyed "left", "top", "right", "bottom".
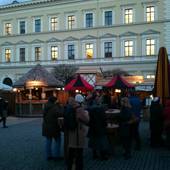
[{"left": 13, "top": 64, "right": 63, "bottom": 116}]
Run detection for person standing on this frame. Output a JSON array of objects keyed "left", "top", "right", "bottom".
[
  {"left": 0, "top": 97, "right": 8, "bottom": 128},
  {"left": 129, "top": 92, "right": 142, "bottom": 150},
  {"left": 149, "top": 97, "right": 164, "bottom": 148},
  {"left": 119, "top": 97, "right": 133, "bottom": 159},
  {"left": 42, "top": 96, "right": 64, "bottom": 160},
  {"left": 65, "top": 94, "right": 89, "bottom": 170}
]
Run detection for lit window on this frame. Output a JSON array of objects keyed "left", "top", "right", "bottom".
[
  {"left": 104, "top": 42, "right": 112, "bottom": 58},
  {"left": 19, "top": 48, "right": 25, "bottom": 62},
  {"left": 85, "top": 43, "right": 93, "bottom": 59},
  {"left": 5, "top": 23, "right": 12, "bottom": 35},
  {"left": 124, "top": 40, "right": 133, "bottom": 56},
  {"left": 146, "top": 6, "right": 155, "bottom": 22},
  {"left": 51, "top": 46, "right": 58, "bottom": 60},
  {"left": 146, "top": 39, "right": 155, "bottom": 55},
  {"left": 86, "top": 13, "right": 93, "bottom": 28},
  {"left": 35, "top": 19, "right": 41, "bottom": 32},
  {"left": 35, "top": 47, "right": 41, "bottom": 61},
  {"left": 124, "top": 8, "right": 133, "bottom": 24},
  {"left": 68, "top": 44, "right": 75, "bottom": 59},
  {"left": 19, "top": 21, "right": 25, "bottom": 34},
  {"left": 50, "top": 17, "right": 58, "bottom": 31},
  {"left": 5, "top": 49, "right": 11, "bottom": 62},
  {"left": 105, "top": 11, "right": 112, "bottom": 26},
  {"left": 68, "top": 15, "right": 75, "bottom": 29}
]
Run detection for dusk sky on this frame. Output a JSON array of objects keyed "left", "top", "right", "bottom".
[{"left": 0, "top": 0, "right": 31, "bottom": 5}]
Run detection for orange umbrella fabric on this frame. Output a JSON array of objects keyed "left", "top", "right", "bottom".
[{"left": 153, "top": 47, "right": 170, "bottom": 105}]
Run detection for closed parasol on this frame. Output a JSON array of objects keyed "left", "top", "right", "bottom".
[{"left": 153, "top": 47, "right": 170, "bottom": 105}]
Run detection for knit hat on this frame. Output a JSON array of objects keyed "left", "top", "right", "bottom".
[{"left": 75, "top": 94, "right": 84, "bottom": 103}]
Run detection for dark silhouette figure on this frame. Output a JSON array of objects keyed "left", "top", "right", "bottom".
[
  {"left": 0, "top": 97, "right": 8, "bottom": 128},
  {"left": 150, "top": 97, "right": 164, "bottom": 148}
]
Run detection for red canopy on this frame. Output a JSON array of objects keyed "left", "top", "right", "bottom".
[
  {"left": 105, "top": 75, "right": 134, "bottom": 89},
  {"left": 64, "top": 74, "right": 94, "bottom": 91}
]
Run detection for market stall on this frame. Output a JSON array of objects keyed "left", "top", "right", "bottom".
[{"left": 13, "top": 64, "right": 63, "bottom": 115}]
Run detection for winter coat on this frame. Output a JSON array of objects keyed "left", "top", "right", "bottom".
[
  {"left": 68, "top": 104, "right": 89, "bottom": 148},
  {"left": 164, "top": 99, "right": 170, "bottom": 128},
  {"left": 42, "top": 102, "right": 64, "bottom": 138},
  {"left": 150, "top": 101, "right": 164, "bottom": 132}
]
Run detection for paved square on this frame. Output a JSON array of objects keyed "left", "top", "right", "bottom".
[{"left": 0, "top": 117, "right": 170, "bottom": 170}]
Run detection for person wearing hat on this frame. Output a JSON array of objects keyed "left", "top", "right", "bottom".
[
  {"left": 150, "top": 97, "right": 164, "bottom": 147},
  {"left": 66, "top": 94, "right": 89, "bottom": 170}
]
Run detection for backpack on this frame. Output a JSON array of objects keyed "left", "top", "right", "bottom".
[{"left": 64, "top": 104, "right": 78, "bottom": 131}]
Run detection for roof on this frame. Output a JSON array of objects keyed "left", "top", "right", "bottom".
[{"left": 13, "top": 64, "right": 63, "bottom": 88}]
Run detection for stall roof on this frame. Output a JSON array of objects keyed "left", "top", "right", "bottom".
[{"left": 13, "top": 64, "right": 63, "bottom": 88}]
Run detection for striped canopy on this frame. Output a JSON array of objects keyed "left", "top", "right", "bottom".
[{"left": 153, "top": 47, "right": 170, "bottom": 105}]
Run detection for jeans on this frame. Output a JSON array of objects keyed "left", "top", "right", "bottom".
[{"left": 45, "top": 134, "right": 61, "bottom": 159}]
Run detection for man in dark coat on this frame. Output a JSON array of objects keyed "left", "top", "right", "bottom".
[
  {"left": 0, "top": 97, "right": 8, "bottom": 128},
  {"left": 149, "top": 97, "right": 164, "bottom": 148},
  {"left": 42, "top": 96, "right": 64, "bottom": 160}
]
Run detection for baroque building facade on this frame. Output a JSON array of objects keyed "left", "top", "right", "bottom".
[{"left": 0, "top": 0, "right": 169, "bottom": 87}]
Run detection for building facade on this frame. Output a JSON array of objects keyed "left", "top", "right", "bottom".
[{"left": 0, "top": 0, "right": 169, "bottom": 86}]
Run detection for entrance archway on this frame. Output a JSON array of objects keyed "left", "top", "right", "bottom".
[{"left": 3, "top": 77, "right": 13, "bottom": 86}]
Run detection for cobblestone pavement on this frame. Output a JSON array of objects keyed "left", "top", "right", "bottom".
[{"left": 0, "top": 117, "right": 170, "bottom": 170}]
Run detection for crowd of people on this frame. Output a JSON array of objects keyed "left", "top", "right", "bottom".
[{"left": 41, "top": 90, "right": 169, "bottom": 170}]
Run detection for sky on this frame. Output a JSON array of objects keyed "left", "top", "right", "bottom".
[{"left": 0, "top": 0, "right": 31, "bottom": 5}]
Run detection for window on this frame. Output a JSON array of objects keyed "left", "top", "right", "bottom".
[
  {"left": 104, "top": 42, "right": 112, "bottom": 58},
  {"left": 50, "top": 17, "right": 58, "bottom": 31},
  {"left": 146, "top": 39, "right": 155, "bottom": 55},
  {"left": 85, "top": 43, "right": 93, "bottom": 59},
  {"left": 146, "top": 6, "right": 155, "bottom": 22},
  {"left": 35, "top": 47, "right": 41, "bottom": 61},
  {"left": 19, "top": 21, "right": 26, "bottom": 34},
  {"left": 86, "top": 13, "right": 93, "bottom": 28},
  {"left": 124, "top": 40, "right": 133, "bottom": 56},
  {"left": 124, "top": 8, "right": 133, "bottom": 24},
  {"left": 68, "top": 44, "right": 75, "bottom": 59},
  {"left": 105, "top": 11, "right": 112, "bottom": 26},
  {"left": 5, "top": 23, "right": 12, "bottom": 35},
  {"left": 5, "top": 49, "right": 11, "bottom": 62},
  {"left": 34, "top": 19, "right": 41, "bottom": 32},
  {"left": 19, "top": 48, "right": 25, "bottom": 62},
  {"left": 51, "top": 46, "right": 58, "bottom": 60},
  {"left": 68, "top": 15, "right": 75, "bottom": 29}
]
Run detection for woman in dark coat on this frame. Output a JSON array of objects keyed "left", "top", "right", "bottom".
[
  {"left": 149, "top": 97, "right": 164, "bottom": 148},
  {"left": 42, "top": 96, "right": 64, "bottom": 160}
]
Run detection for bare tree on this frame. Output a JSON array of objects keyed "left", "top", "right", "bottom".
[{"left": 51, "top": 64, "right": 79, "bottom": 85}]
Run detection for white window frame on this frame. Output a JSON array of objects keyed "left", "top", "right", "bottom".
[
  {"left": 83, "top": 11, "right": 94, "bottom": 28},
  {"left": 141, "top": 35, "right": 159, "bottom": 56},
  {"left": 33, "top": 17, "right": 42, "bottom": 33},
  {"left": 2, "top": 46, "right": 13, "bottom": 62},
  {"left": 120, "top": 37, "right": 137, "bottom": 57},
  {"left": 18, "top": 20, "right": 27, "bottom": 34},
  {"left": 4, "top": 22, "right": 12, "bottom": 35},
  {"left": 101, "top": 38, "right": 116, "bottom": 58},
  {"left": 81, "top": 40, "right": 96, "bottom": 59},
  {"left": 31, "top": 44, "right": 44, "bottom": 61},
  {"left": 49, "top": 16, "right": 59, "bottom": 31},
  {"left": 65, "top": 14, "right": 76, "bottom": 30},
  {"left": 47, "top": 42, "right": 61, "bottom": 60},
  {"left": 144, "top": 5, "right": 158, "bottom": 22},
  {"left": 64, "top": 41, "right": 78, "bottom": 60},
  {"left": 122, "top": 7, "right": 135, "bottom": 24},
  {"left": 16, "top": 45, "right": 28, "bottom": 62},
  {"left": 102, "top": 9, "right": 114, "bottom": 26}
]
